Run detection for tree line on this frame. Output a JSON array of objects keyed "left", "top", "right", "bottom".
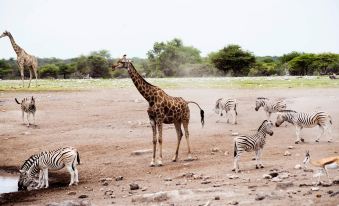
[{"left": 1, "top": 38, "right": 339, "bottom": 79}]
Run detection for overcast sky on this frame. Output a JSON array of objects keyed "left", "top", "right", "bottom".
[{"left": 0, "top": 0, "right": 338, "bottom": 59}]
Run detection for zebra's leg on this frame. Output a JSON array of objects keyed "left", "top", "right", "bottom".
[
  {"left": 172, "top": 121, "right": 183, "bottom": 162},
  {"left": 255, "top": 150, "right": 260, "bottom": 169},
  {"left": 66, "top": 165, "right": 75, "bottom": 186},
  {"left": 295, "top": 126, "right": 302, "bottom": 144},
  {"left": 33, "top": 112, "right": 36, "bottom": 126},
  {"left": 36, "top": 170, "right": 43, "bottom": 189},
  {"left": 233, "top": 155, "right": 241, "bottom": 173},
  {"left": 324, "top": 124, "right": 332, "bottom": 143},
  {"left": 26, "top": 113, "right": 30, "bottom": 127},
  {"left": 233, "top": 110, "right": 237, "bottom": 124},
  {"left": 183, "top": 120, "right": 192, "bottom": 160},
  {"left": 315, "top": 126, "right": 324, "bottom": 143},
  {"left": 22, "top": 110, "right": 25, "bottom": 124},
  {"left": 44, "top": 168, "right": 49, "bottom": 188},
  {"left": 259, "top": 149, "right": 264, "bottom": 168},
  {"left": 226, "top": 111, "right": 230, "bottom": 123},
  {"left": 74, "top": 167, "right": 79, "bottom": 184}
]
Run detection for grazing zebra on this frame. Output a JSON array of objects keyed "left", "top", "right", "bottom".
[
  {"left": 214, "top": 98, "right": 238, "bottom": 124},
  {"left": 275, "top": 110, "right": 333, "bottom": 144},
  {"left": 233, "top": 120, "right": 274, "bottom": 173},
  {"left": 255, "top": 97, "right": 286, "bottom": 119},
  {"left": 15, "top": 96, "right": 36, "bottom": 126},
  {"left": 18, "top": 147, "right": 80, "bottom": 190}
]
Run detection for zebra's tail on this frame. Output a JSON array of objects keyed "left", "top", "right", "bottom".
[
  {"left": 235, "top": 102, "right": 238, "bottom": 116},
  {"left": 77, "top": 151, "right": 81, "bottom": 165},
  {"left": 187, "top": 101, "right": 205, "bottom": 127},
  {"left": 233, "top": 141, "right": 237, "bottom": 157},
  {"left": 328, "top": 115, "right": 333, "bottom": 124},
  {"left": 15, "top": 98, "right": 20, "bottom": 104}
]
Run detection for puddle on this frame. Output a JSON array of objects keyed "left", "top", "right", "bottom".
[{"left": 0, "top": 175, "right": 18, "bottom": 194}]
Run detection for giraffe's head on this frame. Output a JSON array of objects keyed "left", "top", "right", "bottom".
[
  {"left": 112, "top": 54, "right": 130, "bottom": 71},
  {"left": 0, "top": 30, "right": 10, "bottom": 38}
]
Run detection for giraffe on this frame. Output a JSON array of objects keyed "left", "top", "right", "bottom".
[
  {"left": 112, "top": 56, "right": 205, "bottom": 166},
  {"left": 0, "top": 31, "right": 38, "bottom": 88}
]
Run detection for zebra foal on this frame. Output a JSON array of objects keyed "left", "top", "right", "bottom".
[
  {"left": 214, "top": 98, "right": 238, "bottom": 124},
  {"left": 275, "top": 110, "right": 333, "bottom": 144},
  {"left": 18, "top": 147, "right": 80, "bottom": 190},
  {"left": 255, "top": 97, "right": 286, "bottom": 119},
  {"left": 233, "top": 120, "right": 274, "bottom": 173},
  {"left": 15, "top": 96, "right": 36, "bottom": 126}
]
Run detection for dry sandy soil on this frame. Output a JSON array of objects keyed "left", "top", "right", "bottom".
[{"left": 0, "top": 87, "right": 338, "bottom": 206}]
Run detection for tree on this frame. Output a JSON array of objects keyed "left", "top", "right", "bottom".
[
  {"left": 288, "top": 54, "right": 316, "bottom": 75},
  {"left": 279, "top": 51, "right": 301, "bottom": 64},
  {"left": 39, "top": 64, "right": 59, "bottom": 78},
  {"left": 209, "top": 45, "right": 255, "bottom": 76},
  {"left": 87, "top": 55, "right": 110, "bottom": 78},
  {"left": 0, "top": 59, "right": 12, "bottom": 79},
  {"left": 146, "top": 38, "right": 202, "bottom": 77},
  {"left": 58, "top": 63, "right": 76, "bottom": 79}
]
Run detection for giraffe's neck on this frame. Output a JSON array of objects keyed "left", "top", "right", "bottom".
[
  {"left": 7, "top": 33, "right": 22, "bottom": 56},
  {"left": 127, "top": 63, "right": 158, "bottom": 102}
]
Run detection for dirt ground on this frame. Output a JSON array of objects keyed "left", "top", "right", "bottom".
[{"left": 0, "top": 87, "right": 338, "bottom": 206}]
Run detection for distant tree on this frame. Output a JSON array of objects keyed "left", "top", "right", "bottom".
[
  {"left": 57, "top": 63, "right": 76, "bottom": 79},
  {"left": 288, "top": 54, "right": 316, "bottom": 75},
  {"left": 146, "top": 38, "right": 202, "bottom": 77},
  {"left": 279, "top": 51, "right": 301, "bottom": 64},
  {"left": 0, "top": 59, "right": 12, "bottom": 79},
  {"left": 209, "top": 44, "right": 255, "bottom": 76},
  {"left": 90, "top": 50, "right": 111, "bottom": 59},
  {"left": 76, "top": 55, "right": 91, "bottom": 75},
  {"left": 87, "top": 55, "right": 110, "bottom": 78},
  {"left": 39, "top": 64, "right": 59, "bottom": 78},
  {"left": 310, "top": 53, "right": 339, "bottom": 74}
]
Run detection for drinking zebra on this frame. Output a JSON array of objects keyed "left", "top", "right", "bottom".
[
  {"left": 214, "top": 98, "right": 238, "bottom": 124},
  {"left": 255, "top": 97, "right": 286, "bottom": 119},
  {"left": 18, "top": 147, "right": 80, "bottom": 190},
  {"left": 233, "top": 120, "right": 274, "bottom": 173},
  {"left": 275, "top": 110, "right": 333, "bottom": 144}
]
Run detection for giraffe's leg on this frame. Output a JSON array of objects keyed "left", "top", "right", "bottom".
[
  {"left": 172, "top": 122, "right": 183, "bottom": 162},
  {"left": 34, "top": 67, "right": 38, "bottom": 87},
  {"left": 28, "top": 69, "right": 32, "bottom": 88},
  {"left": 18, "top": 64, "right": 25, "bottom": 87},
  {"left": 315, "top": 125, "right": 324, "bottom": 142},
  {"left": 157, "top": 122, "right": 163, "bottom": 166},
  {"left": 182, "top": 120, "right": 192, "bottom": 160},
  {"left": 150, "top": 119, "right": 156, "bottom": 167}
]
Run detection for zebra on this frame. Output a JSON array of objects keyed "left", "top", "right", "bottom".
[
  {"left": 214, "top": 98, "right": 238, "bottom": 124},
  {"left": 233, "top": 120, "right": 274, "bottom": 173},
  {"left": 255, "top": 97, "right": 286, "bottom": 119},
  {"left": 18, "top": 147, "right": 80, "bottom": 190},
  {"left": 15, "top": 96, "right": 36, "bottom": 126},
  {"left": 275, "top": 110, "right": 333, "bottom": 144}
]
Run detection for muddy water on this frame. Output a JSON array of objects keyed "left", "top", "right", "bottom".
[{"left": 0, "top": 175, "right": 18, "bottom": 194}]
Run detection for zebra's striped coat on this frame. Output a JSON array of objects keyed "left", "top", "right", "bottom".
[
  {"left": 275, "top": 110, "right": 333, "bottom": 144},
  {"left": 214, "top": 98, "right": 238, "bottom": 124},
  {"left": 255, "top": 97, "right": 286, "bottom": 120},
  {"left": 18, "top": 147, "right": 80, "bottom": 190},
  {"left": 15, "top": 96, "right": 36, "bottom": 126},
  {"left": 233, "top": 120, "right": 274, "bottom": 173}
]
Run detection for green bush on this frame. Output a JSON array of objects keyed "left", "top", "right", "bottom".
[{"left": 38, "top": 64, "right": 59, "bottom": 78}]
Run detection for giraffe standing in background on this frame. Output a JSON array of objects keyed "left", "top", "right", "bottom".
[
  {"left": 113, "top": 55, "right": 204, "bottom": 167},
  {"left": 0, "top": 31, "right": 38, "bottom": 88}
]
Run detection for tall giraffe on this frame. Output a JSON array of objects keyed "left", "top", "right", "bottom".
[
  {"left": 0, "top": 31, "right": 38, "bottom": 88},
  {"left": 113, "top": 56, "right": 204, "bottom": 166}
]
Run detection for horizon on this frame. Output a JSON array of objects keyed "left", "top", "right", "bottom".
[{"left": 1, "top": 0, "right": 338, "bottom": 59}]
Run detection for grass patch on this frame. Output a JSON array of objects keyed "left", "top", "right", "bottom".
[{"left": 0, "top": 76, "right": 338, "bottom": 92}]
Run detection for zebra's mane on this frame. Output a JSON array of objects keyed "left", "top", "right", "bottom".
[
  {"left": 280, "top": 109, "right": 297, "bottom": 113},
  {"left": 257, "top": 120, "right": 268, "bottom": 132},
  {"left": 215, "top": 98, "right": 222, "bottom": 109},
  {"left": 21, "top": 154, "right": 40, "bottom": 170},
  {"left": 257, "top": 97, "right": 268, "bottom": 100}
]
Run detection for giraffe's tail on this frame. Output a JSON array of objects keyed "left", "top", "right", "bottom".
[{"left": 187, "top": 101, "right": 205, "bottom": 127}]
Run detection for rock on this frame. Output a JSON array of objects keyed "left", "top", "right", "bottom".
[
  {"left": 294, "top": 164, "right": 302, "bottom": 170},
  {"left": 299, "top": 183, "right": 313, "bottom": 187},
  {"left": 320, "top": 182, "right": 332, "bottom": 187},
  {"left": 228, "top": 200, "right": 239, "bottom": 205},
  {"left": 333, "top": 178, "right": 339, "bottom": 184},
  {"left": 100, "top": 178, "right": 113, "bottom": 182},
  {"left": 201, "top": 180, "right": 211, "bottom": 184},
  {"left": 105, "top": 190, "right": 113, "bottom": 196},
  {"left": 311, "top": 187, "right": 319, "bottom": 191},
  {"left": 131, "top": 191, "right": 169, "bottom": 203},
  {"left": 263, "top": 174, "right": 272, "bottom": 179},
  {"left": 268, "top": 172, "right": 279, "bottom": 178},
  {"left": 327, "top": 190, "right": 333, "bottom": 194},
  {"left": 271, "top": 177, "right": 282, "bottom": 182},
  {"left": 255, "top": 194, "right": 266, "bottom": 201},
  {"left": 303, "top": 168, "right": 313, "bottom": 173},
  {"left": 227, "top": 174, "right": 239, "bottom": 179},
  {"left": 231, "top": 132, "right": 239, "bottom": 136},
  {"left": 115, "top": 176, "right": 123, "bottom": 181},
  {"left": 214, "top": 196, "right": 220, "bottom": 200},
  {"left": 211, "top": 147, "right": 220, "bottom": 152},
  {"left": 67, "top": 191, "right": 76, "bottom": 195},
  {"left": 131, "top": 149, "right": 152, "bottom": 156},
  {"left": 330, "top": 191, "right": 339, "bottom": 197},
  {"left": 276, "top": 181, "right": 294, "bottom": 190},
  {"left": 130, "top": 183, "right": 140, "bottom": 190},
  {"left": 102, "top": 182, "right": 109, "bottom": 186},
  {"left": 279, "top": 172, "right": 289, "bottom": 179},
  {"left": 316, "top": 194, "right": 321, "bottom": 198},
  {"left": 164, "top": 178, "right": 172, "bottom": 181},
  {"left": 287, "top": 146, "right": 294, "bottom": 149},
  {"left": 182, "top": 172, "right": 194, "bottom": 178},
  {"left": 284, "top": 151, "right": 291, "bottom": 156},
  {"left": 224, "top": 151, "right": 229, "bottom": 156},
  {"left": 78, "top": 194, "right": 88, "bottom": 199}
]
